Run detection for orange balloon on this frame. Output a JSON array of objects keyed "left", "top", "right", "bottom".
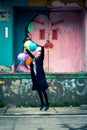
[{"left": 26, "top": 57, "right": 33, "bottom": 65}]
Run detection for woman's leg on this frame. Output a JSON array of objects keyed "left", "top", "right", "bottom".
[
  {"left": 42, "top": 90, "right": 49, "bottom": 110},
  {"left": 37, "top": 90, "right": 44, "bottom": 110}
]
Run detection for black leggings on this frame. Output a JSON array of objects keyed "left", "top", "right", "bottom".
[{"left": 38, "top": 90, "right": 49, "bottom": 106}]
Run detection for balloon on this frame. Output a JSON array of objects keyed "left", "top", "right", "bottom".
[
  {"left": 44, "top": 43, "right": 53, "bottom": 49},
  {"left": 29, "top": 42, "right": 37, "bottom": 52},
  {"left": 24, "top": 40, "right": 32, "bottom": 49},
  {"left": 28, "top": 23, "right": 34, "bottom": 32},
  {"left": 44, "top": 43, "right": 49, "bottom": 49},
  {"left": 17, "top": 53, "right": 29, "bottom": 61},
  {"left": 49, "top": 43, "right": 53, "bottom": 49},
  {"left": 26, "top": 57, "right": 33, "bottom": 65}
]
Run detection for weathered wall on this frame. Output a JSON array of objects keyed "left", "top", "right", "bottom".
[
  {"left": 0, "top": 73, "right": 87, "bottom": 107},
  {"left": 29, "top": 12, "right": 83, "bottom": 73},
  {"left": 0, "top": 0, "right": 86, "bottom": 73}
]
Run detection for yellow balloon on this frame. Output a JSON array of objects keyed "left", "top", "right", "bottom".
[{"left": 24, "top": 40, "right": 32, "bottom": 49}]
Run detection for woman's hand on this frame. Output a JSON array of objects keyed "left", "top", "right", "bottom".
[
  {"left": 23, "top": 48, "right": 27, "bottom": 53},
  {"left": 41, "top": 43, "right": 45, "bottom": 46}
]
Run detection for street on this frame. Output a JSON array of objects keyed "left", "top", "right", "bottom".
[{"left": 0, "top": 115, "right": 87, "bottom": 130}]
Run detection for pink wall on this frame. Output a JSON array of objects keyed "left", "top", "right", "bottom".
[
  {"left": 84, "top": 11, "right": 87, "bottom": 72},
  {"left": 30, "top": 11, "right": 84, "bottom": 73}
]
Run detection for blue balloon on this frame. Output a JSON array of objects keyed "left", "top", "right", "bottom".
[{"left": 29, "top": 42, "right": 37, "bottom": 52}]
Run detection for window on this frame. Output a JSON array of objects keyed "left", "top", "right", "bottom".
[
  {"left": 39, "top": 29, "right": 45, "bottom": 39},
  {"left": 52, "top": 29, "right": 57, "bottom": 40}
]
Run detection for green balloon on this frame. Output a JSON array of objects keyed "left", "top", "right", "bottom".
[{"left": 28, "top": 23, "right": 34, "bottom": 32}]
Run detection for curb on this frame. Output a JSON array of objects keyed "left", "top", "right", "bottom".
[
  {"left": 80, "top": 105, "right": 87, "bottom": 110},
  {"left": 0, "top": 107, "right": 87, "bottom": 116}
]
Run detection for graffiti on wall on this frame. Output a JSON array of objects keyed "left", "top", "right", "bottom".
[
  {"left": 48, "top": 78, "right": 87, "bottom": 96},
  {"left": 0, "top": 78, "right": 87, "bottom": 106}
]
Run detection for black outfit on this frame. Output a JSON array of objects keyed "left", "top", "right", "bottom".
[{"left": 26, "top": 46, "right": 49, "bottom": 110}]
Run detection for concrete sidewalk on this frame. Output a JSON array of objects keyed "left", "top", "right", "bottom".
[{"left": 0, "top": 105, "right": 87, "bottom": 115}]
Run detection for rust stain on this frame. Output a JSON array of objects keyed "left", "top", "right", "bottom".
[
  {"left": 27, "top": 0, "right": 85, "bottom": 7},
  {"left": 0, "top": 80, "right": 5, "bottom": 84}
]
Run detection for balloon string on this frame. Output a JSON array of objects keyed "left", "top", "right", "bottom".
[{"left": 20, "top": 61, "right": 24, "bottom": 64}]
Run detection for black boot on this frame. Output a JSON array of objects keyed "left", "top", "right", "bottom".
[
  {"left": 45, "top": 103, "right": 49, "bottom": 111},
  {"left": 40, "top": 104, "right": 44, "bottom": 111}
]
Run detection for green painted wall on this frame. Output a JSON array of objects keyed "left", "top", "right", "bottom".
[
  {"left": 0, "top": 0, "right": 27, "bottom": 67},
  {"left": 0, "top": 0, "right": 49, "bottom": 69},
  {"left": 0, "top": 6, "right": 13, "bottom": 67}
]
